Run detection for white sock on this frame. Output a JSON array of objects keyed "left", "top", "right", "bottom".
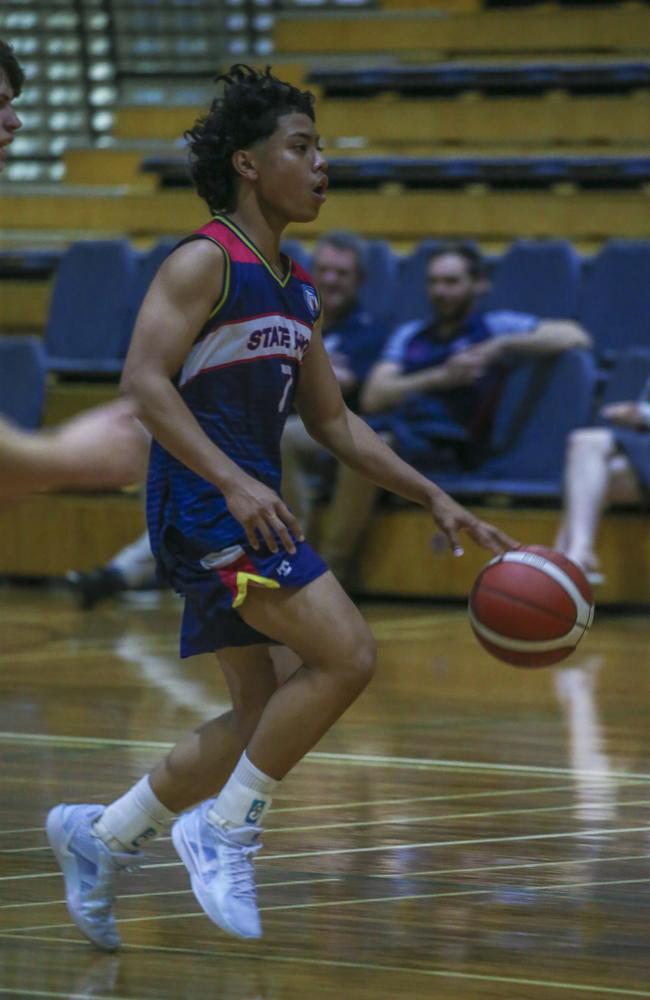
[
  {"left": 93, "top": 776, "right": 176, "bottom": 853},
  {"left": 208, "top": 752, "right": 278, "bottom": 831}
]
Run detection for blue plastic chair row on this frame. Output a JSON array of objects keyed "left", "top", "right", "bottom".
[{"left": 28, "top": 236, "right": 650, "bottom": 376}]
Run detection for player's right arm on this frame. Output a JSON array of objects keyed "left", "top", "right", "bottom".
[{"left": 120, "top": 240, "right": 301, "bottom": 554}]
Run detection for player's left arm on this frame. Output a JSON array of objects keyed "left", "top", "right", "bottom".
[{"left": 295, "top": 324, "right": 517, "bottom": 556}]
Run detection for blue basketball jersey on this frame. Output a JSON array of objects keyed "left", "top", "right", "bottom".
[{"left": 146, "top": 215, "right": 321, "bottom": 557}]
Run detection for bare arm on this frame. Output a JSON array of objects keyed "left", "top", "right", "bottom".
[
  {"left": 360, "top": 356, "right": 484, "bottom": 414},
  {"left": 120, "top": 239, "right": 301, "bottom": 553},
  {"left": 493, "top": 320, "right": 592, "bottom": 358},
  {"left": 297, "top": 328, "right": 516, "bottom": 556},
  {"left": 0, "top": 400, "right": 149, "bottom": 499}
]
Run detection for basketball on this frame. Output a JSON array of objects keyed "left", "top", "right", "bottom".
[{"left": 468, "top": 545, "right": 595, "bottom": 668}]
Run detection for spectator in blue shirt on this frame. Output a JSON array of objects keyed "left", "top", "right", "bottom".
[
  {"left": 312, "top": 242, "right": 590, "bottom": 584},
  {"left": 281, "top": 231, "right": 388, "bottom": 568}
]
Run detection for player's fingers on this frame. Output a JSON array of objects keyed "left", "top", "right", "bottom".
[
  {"left": 256, "top": 517, "right": 279, "bottom": 554},
  {"left": 275, "top": 501, "right": 304, "bottom": 544},
  {"left": 441, "top": 519, "right": 464, "bottom": 558},
  {"left": 244, "top": 519, "right": 261, "bottom": 551},
  {"left": 270, "top": 515, "right": 296, "bottom": 555}
]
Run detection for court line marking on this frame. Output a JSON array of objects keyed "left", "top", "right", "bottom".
[
  {"left": 1, "top": 940, "right": 649, "bottom": 1000},
  {"left": 3, "top": 821, "right": 650, "bottom": 884},
  {"left": 0, "top": 782, "right": 603, "bottom": 838},
  {"left": 5, "top": 852, "right": 650, "bottom": 916},
  {"left": 2, "top": 729, "right": 650, "bottom": 781},
  {"left": 3, "top": 796, "right": 648, "bottom": 857},
  {"left": 4, "top": 874, "right": 650, "bottom": 940},
  {"left": 0, "top": 875, "right": 339, "bottom": 912},
  {"left": 0, "top": 991, "right": 139, "bottom": 1000}
]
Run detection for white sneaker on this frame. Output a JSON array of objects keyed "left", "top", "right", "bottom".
[
  {"left": 46, "top": 804, "right": 137, "bottom": 951},
  {"left": 172, "top": 802, "right": 262, "bottom": 939}
]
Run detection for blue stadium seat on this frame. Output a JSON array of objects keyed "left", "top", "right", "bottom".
[
  {"left": 358, "top": 240, "right": 398, "bottom": 326},
  {"left": 132, "top": 238, "right": 179, "bottom": 317},
  {"left": 392, "top": 240, "right": 443, "bottom": 327},
  {"left": 482, "top": 239, "right": 582, "bottom": 317},
  {"left": 598, "top": 347, "right": 650, "bottom": 411},
  {"left": 432, "top": 348, "right": 598, "bottom": 498},
  {"left": 0, "top": 335, "right": 47, "bottom": 430},
  {"left": 578, "top": 241, "right": 650, "bottom": 358},
  {"left": 44, "top": 240, "right": 140, "bottom": 375}
]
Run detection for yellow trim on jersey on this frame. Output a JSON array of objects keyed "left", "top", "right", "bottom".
[
  {"left": 214, "top": 214, "right": 292, "bottom": 288},
  {"left": 232, "top": 571, "right": 281, "bottom": 609}
]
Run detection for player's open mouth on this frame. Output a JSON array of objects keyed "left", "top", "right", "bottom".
[{"left": 312, "top": 177, "right": 328, "bottom": 201}]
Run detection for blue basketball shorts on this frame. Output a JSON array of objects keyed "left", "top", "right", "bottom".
[{"left": 156, "top": 528, "right": 328, "bottom": 656}]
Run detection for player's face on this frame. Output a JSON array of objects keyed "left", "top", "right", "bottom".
[
  {"left": 427, "top": 253, "right": 479, "bottom": 321},
  {"left": 253, "top": 112, "right": 328, "bottom": 223},
  {"left": 0, "top": 69, "right": 22, "bottom": 173},
  {"left": 312, "top": 244, "right": 361, "bottom": 317}
]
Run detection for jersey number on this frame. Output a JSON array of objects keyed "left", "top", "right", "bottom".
[{"left": 278, "top": 364, "right": 294, "bottom": 413}]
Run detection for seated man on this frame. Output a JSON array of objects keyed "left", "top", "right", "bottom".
[
  {"left": 281, "top": 230, "right": 388, "bottom": 578},
  {"left": 555, "top": 384, "right": 650, "bottom": 583},
  {"left": 335, "top": 242, "right": 591, "bottom": 577}
]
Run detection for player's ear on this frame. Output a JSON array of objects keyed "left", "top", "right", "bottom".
[{"left": 232, "top": 148, "right": 259, "bottom": 182}]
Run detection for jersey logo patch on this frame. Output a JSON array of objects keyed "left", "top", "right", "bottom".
[{"left": 302, "top": 285, "right": 319, "bottom": 318}]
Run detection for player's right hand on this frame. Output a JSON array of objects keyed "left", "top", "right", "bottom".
[{"left": 223, "top": 475, "right": 304, "bottom": 554}]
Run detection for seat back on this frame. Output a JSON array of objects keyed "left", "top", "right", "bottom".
[
  {"left": 483, "top": 348, "right": 598, "bottom": 483},
  {"left": 483, "top": 239, "right": 581, "bottom": 317},
  {"left": 599, "top": 346, "right": 650, "bottom": 408},
  {"left": 578, "top": 240, "right": 650, "bottom": 357},
  {"left": 0, "top": 335, "right": 47, "bottom": 429},
  {"left": 44, "top": 240, "right": 139, "bottom": 373}
]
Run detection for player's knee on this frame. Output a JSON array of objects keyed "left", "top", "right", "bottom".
[{"left": 342, "top": 627, "right": 377, "bottom": 692}]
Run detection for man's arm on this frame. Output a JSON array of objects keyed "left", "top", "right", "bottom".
[
  {"left": 490, "top": 320, "right": 592, "bottom": 359},
  {"left": 296, "top": 327, "right": 516, "bottom": 556},
  {"left": 360, "top": 355, "right": 484, "bottom": 414},
  {"left": 0, "top": 400, "right": 149, "bottom": 499},
  {"left": 120, "top": 239, "right": 300, "bottom": 554}
]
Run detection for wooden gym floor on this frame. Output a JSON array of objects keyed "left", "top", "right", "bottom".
[{"left": 1, "top": 584, "right": 650, "bottom": 999}]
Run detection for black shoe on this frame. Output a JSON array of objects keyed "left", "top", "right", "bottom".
[{"left": 65, "top": 567, "right": 126, "bottom": 610}]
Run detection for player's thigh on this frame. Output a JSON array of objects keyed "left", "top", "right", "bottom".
[{"left": 237, "top": 571, "right": 376, "bottom": 673}]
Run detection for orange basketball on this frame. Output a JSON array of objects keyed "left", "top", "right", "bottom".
[{"left": 468, "top": 545, "right": 594, "bottom": 668}]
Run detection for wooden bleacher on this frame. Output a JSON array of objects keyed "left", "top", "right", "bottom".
[{"left": 1, "top": 494, "right": 647, "bottom": 606}]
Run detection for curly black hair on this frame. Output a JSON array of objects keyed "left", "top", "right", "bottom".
[
  {"left": 185, "top": 64, "right": 316, "bottom": 215},
  {"left": 0, "top": 40, "right": 25, "bottom": 98}
]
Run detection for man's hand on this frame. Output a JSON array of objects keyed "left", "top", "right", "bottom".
[
  {"left": 223, "top": 474, "right": 303, "bottom": 554},
  {"left": 429, "top": 490, "right": 518, "bottom": 557},
  {"left": 601, "top": 401, "right": 646, "bottom": 430},
  {"left": 440, "top": 351, "right": 488, "bottom": 388}
]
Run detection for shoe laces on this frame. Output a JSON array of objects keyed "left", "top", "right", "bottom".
[{"left": 215, "top": 833, "right": 261, "bottom": 902}]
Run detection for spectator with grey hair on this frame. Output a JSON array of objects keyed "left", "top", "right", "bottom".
[{"left": 281, "top": 230, "right": 388, "bottom": 582}]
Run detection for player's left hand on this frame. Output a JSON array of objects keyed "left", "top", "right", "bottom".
[{"left": 429, "top": 491, "right": 519, "bottom": 557}]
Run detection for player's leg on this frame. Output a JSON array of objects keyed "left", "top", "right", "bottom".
[
  {"left": 172, "top": 570, "right": 376, "bottom": 940},
  {"left": 557, "top": 428, "right": 639, "bottom": 575},
  {"left": 237, "top": 571, "right": 376, "bottom": 777},
  {"left": 320, "top": 462, "right": 379, "bottom": 585},
  {"left": 47, "top": 643, "right": 281, "bottom": 950},
  {"left": 148, "top": 644, "right": 280, "bottom": 811}
]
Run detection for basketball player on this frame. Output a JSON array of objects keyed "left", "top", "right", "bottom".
[{"left": 47, "top": 65, "right": 516, "bottom": 951}]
